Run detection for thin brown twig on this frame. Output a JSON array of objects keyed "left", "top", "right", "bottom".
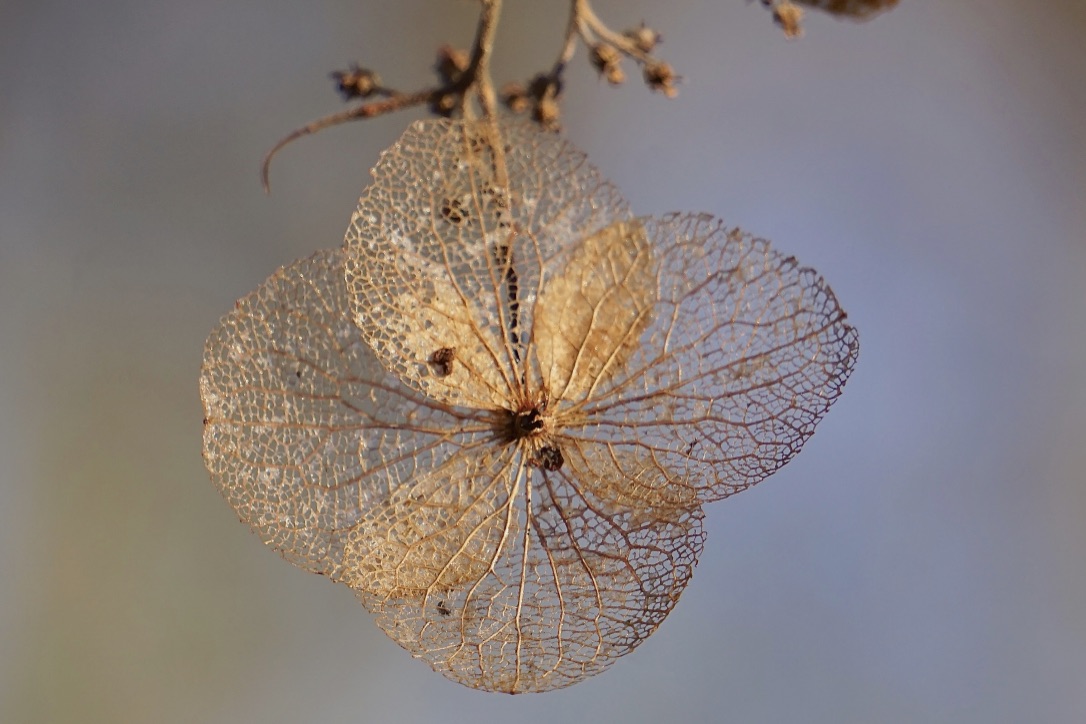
[
  {"left": 260, "top": 0, "right": 679, "bottom": 192},
  {"left": 467, "top": 0, "right": 511, "bottom": 191},
  {"left": 573, "top": 0, "right": 677, "bottom": 97},
  {"left": 465, "top": 0, "right": 503, "bottom": 123},
  {"left": 260, "top": 88, "right": 439, "bottom": 193},
  {"left": 552, "top": 0, "right": 583, "bottom": 76},
  {"left": 577, "top": 1, "right": 653, "bottom": 64},
  {"left": 261, "top": 0, "right": 505, "bottom": 193}
]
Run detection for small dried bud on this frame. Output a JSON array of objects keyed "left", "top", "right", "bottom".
[
  {"left": 500, "top": 82, "right": 531, "bottom": 114},
  {"left": 589, "top": 43, "right": 625, "bottom": 86},
  {"left": 527, "top": 73, "right": 562, "bottom": 101},
  {"left": 606, "top": 65, "right": 626, "bottom": 86},
  {"left": 643, "top": 61, "right": 679, "bottom": 98},
  {"left": 435, "top": 45, "right": 470, "bottom": 85},
  {"left": 330, "top": 65, "right": 381, "bottom": 100},
  {"left": 623, "top": 23, "right": 662, "bottom": 54},
  {"left": 429, "top": 91, "right": 459, "bottom": 117},
  {"left": 773, "top": 2, "right": 805, "bottom": 38},
  {"left": 533, "top": 95, "right": 561, "bottom": 131}
]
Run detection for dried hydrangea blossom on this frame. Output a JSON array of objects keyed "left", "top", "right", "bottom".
[{"left": 200, "top": 117, "right": 858, "bottom": 693}]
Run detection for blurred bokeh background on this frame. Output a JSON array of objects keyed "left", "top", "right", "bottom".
[{"left": 2, "top": 1, "right": 1084, "bottom": 721}]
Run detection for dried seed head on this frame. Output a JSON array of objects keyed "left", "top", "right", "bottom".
[
  {"left": 510, "top": 74, "right": 564, "bottom": 129},
  {"left": 643, "top": 61, "right": 679, "bottom": 98},
  {"left": 588, "top": 43, "right": 621, "bottom": 70},
  {"left": 330, "top": 64, "right": 381, "bottom": 100},
  {"left": 429, "top": 91, "right": 459, "bottom": 117},
  {"left": 500, "top": 82, "right": 531, "bottom": 114},
  {"left": 623, "top": 23, "right": 662, "bottom": 54},
  {"left": 589, "top": 43, "right": 625, "bottom": 86},
  {"left": 533, "top": 94, "right": 561, "bottom": 130},
  {"left": 604, "top": 64, "right": 626, "bottom": 86},
  {"left": 527, "top": 73, "right": 562, "bottom": 100},
  {"left": 435, "top": 44, "right": 470, "bottom": 85}
]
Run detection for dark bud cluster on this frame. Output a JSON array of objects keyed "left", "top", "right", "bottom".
[{"left": 331, "top": 64, "right": 382, "bottom": 100}]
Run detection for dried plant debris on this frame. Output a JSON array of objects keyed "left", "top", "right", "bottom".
[
  {"left": 201, "top": 117, "right": 858, "bottom": 693},
  {"left": 762, "top": 0, "right": 898, "bottom": 37},
  {"left": 771, "top": 1, "right": 806, "bottom": 38},
  {"left": 797, "top": 0, "right": 899, "bottom": 20}
]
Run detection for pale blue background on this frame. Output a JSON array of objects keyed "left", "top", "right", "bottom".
[{"left": 3, "top": 1, "right": 1084, "bottom": 722}]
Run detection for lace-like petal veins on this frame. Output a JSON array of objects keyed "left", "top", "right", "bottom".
[
  {"left": 534, "top": 220, "right": 657, "bottom": 404},
  {"left": 356, "top": 458, "right": 705, "bottom": 693},
  {"left": 557, "top": 436, "right": 699, "bottom": 511},
  {"left": 341, "top": 442, "right": 518, "bottom": 598},
  {"left": 200, "top": 249, "right": 491, "bottom": 580},
  {"left": 202, "top": 118, "right": 858, "bottom": 695},
  {"left": 560, "top": 213, "right": 859, "bottom": 504},
  {"left": 364, "top": 263, "right": 513, "bottom": 411},
  {"left": 343, "top": 118, "right": 631, "bottom": 409}
]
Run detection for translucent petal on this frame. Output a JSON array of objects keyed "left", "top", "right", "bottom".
[
  {"left": 340, "top": 441, "right": 517, "bottom": 598},
  {"left": 343, "top": 118, "right": 631, "bottom": 409},
  {"left": 200, "top": 249, "right": 492, "bottom": 581},
  {"left": 556, "top": 213, "right": 859, "bottom": 503},
  {"left": 534, "top": 219, "right": 657, "bottom": 405},
  {"left": 202, "top": 118, "right": 858, "bottom": 694},
  {"left": 557, "top": 436, "right": 700, "bottom": 511},
  {"left": 355, "top": 452, "right": 705, "bottom": 693}
]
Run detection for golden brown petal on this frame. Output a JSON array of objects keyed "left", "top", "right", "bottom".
[
  {"left": 340, "top": 441, "right": 518, "bottom": 599},
  {"left": 534, "top": 220, "right": 657, "bottom": 404}
]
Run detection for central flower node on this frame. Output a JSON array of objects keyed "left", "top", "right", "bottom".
[{"left": 511, "top": 407, "right": 545, "bottom": 439}]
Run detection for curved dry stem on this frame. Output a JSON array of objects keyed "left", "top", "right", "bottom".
[
  {"left": 259, "top": 0, "right": 689, "bottom": 190},
  {"left": 551, "top": 0, "right": 583, "bottom": 78},
  {"left": 262, "top": 0, "right": 506, "bottom": 193},
  {"left": 260, "top": 88, "right": 438, "bottom": 193}
]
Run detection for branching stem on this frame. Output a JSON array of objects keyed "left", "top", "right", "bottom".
[
  {"left": 260, "top": 0, "right": 677, "bottom": 191},
  {"left": 260, "top": 88, "right": 438, "bottom": 192},
  {"left": 262, "top": 0, "right": 506, "bottom": 192},
  {"left": 466, "top": 0, "right": 503, "bottom": 122},
  {"left": 551, "top": 0, "right": 584, "bottom": 79}
]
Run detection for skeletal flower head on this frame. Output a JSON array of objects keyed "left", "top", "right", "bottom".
[{"left": 200, "top": 117, "right": 858, "bottom": 693}]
